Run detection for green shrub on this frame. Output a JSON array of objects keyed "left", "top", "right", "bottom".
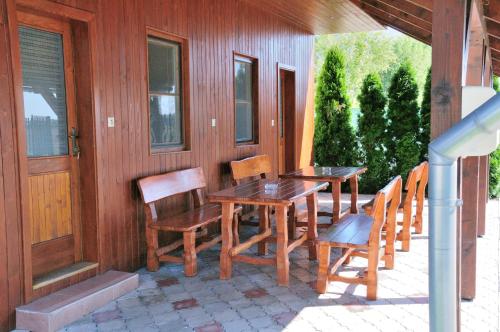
[
  {"left": 420, "top": 67, "right": 431, "bottom": 160},
  {"left": 314, "top": 47, "right": 359, "bottom": 167},
  {"left": 357, "top": 73, "right": 389, "bottom": 193},
  {"left": 386, "top": 62, "right": 421, "bottom": 180}
]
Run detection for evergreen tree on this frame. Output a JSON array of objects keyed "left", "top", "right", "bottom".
[
  {"left": 357, "top": 73, "right": 389, "bottom": 193},
  {"left": 420, "top": 67, "right": 431, "bottom": 160},
  {"left": 314, "top": 47, "right": 359, "bottom": 167},
  {"left": 386, "top": 62, "right": 421, "bottom": 180}
]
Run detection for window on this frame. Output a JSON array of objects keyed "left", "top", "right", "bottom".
[
  {"left": 147, "top": 30, "right": 188, "bottom": 152},
  {"left": 234, "top": 54, "right": 258, "bottom": 144}
]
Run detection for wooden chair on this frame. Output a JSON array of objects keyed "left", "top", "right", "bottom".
[
  {"left": 230, "top": 155, "right": 306, "bottom": 247},
  {"left": 137, "top": 167, "right": 241, "bottom": 276},
  {"left": 363, "top": 161, "right": 429, "bottom": 251},
  {"left": 316, "top": 176, "right": 402, "bottom": 300},
  {"left": 230, "top": 155, "right": 272, "bottom": 252}
]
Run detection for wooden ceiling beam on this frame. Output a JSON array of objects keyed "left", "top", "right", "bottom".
[
  {"left": 486, "top": 18, "right": 500, "bottom": 39},
  {"left": 359, "top": 0, "right": 432, "bottom": 32},
  {"left": 406, "top": 0, "right": 432, "bottom": 11},
  {"left": 492, "top": 58, "right": 500, "bottom": 76},
  {"left": 352, "top": 0, "right": 431, "bottom": 43},
  {"left": 374, "top": 16, "right": 431, "bottom": 45},
  {"left": 375, "top": 0, "right": 432, "bottom": 23},
  {"left": 490, "top": 47, "right": 500, "bottom": 61},
  {"left": 484, "top": 0, "right": 500, "bottom": 24},
  {"left": 489, "top": 35, "right": 500, "bottom": 51}
]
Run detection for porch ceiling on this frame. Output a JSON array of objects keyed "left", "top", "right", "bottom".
[
  {"left": 351, "top": 0, "right": 500, "bottom": 77},
  {"left": 244, "top": 0, "right": 383, "bottom": 34}
]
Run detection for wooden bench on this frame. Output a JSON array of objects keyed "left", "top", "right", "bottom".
[
  {"left": 137, "top": 167, "right": 241, "bottom": 276},
  {"left": 316, "top": 176, "right": 402, "bottom": 300},
  {"left": 363, "top": 161, "right": 428, "bottom": 251}
]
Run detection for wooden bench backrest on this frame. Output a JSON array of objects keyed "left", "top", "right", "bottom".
[
  {"left": 404, "top": 161, "right": 429, "bottom": 209},
  {"left": 230, "top": 155, "right": 272, "bottom": 185},
  {"left": 369, "top": 176, "right": 402, "bottom": 244},
  {"left": 137, "top": 167, "right": 207, "bottom": 205}
]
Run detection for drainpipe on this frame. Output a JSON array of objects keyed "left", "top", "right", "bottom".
[{"left": 429, "top": 92, "right": 500, "bottom": 332}]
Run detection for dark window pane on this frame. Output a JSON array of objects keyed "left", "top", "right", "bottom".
[
  {"left": 235, "top": 59, "right": 254, "bottom": 143},
  {"left": 235, "top": 61, "right": 252, "bottom": 101},
  {"left": 19, "top": 26, "right": 69, "bottom": 157},
  {"left": 236, "top": 102, "right": 253, "bottom": 143},
  {"left": 150, "top": 95, "right": 182, "bottom": 148},
  {"left": 148, "top": 37, "right": 180, "bottom": 94}
]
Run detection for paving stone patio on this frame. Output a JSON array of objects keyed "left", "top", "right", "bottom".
[{"left": 58, "top": 194, "right": 499, "bottom": 332}]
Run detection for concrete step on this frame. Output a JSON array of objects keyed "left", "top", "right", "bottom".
[{"left": 16, "top": 270, "right": 138, "bottom": 332}]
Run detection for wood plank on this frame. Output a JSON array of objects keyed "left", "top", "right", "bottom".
[{"left": 358, "top": 0, "right": 432, "bottom": 31}]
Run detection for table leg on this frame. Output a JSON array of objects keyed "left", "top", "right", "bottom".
[
  {"left": 306, "top": 192, "right": 318, "bottom": 260},
  {"left": 258, "top": 205, "right": 269, "bottom": 255},
  {"left": 220, "top": 202, "right": 234, "bottom": 280},
  {"left": 275, "top": 205, "right": 289, "bottom": 286},
  {"left": 332, "top": 181, "right": 341, "bottom": 223},
  {"left": 350, "top": 175, "right": 359, "bottom": 214}
]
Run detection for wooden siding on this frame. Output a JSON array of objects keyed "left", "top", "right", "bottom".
[{"left": 0, "top": 0, "right": 315, "bottom": 329}]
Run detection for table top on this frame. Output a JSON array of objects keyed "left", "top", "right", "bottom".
[
  {"left": 279, "top": 166, "right": 367, "bottom": 182},
  {"left": 208, "top": 179, "right": 328, "bottom": 206}
]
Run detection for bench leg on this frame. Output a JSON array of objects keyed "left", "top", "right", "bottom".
[
  {"left": 306, "top": 193, "right": 318, "bottom": 260},
  {"left": 384, "top": 216, "right": 396, "bottom": 270},
  {"left": 183, "top": 231, "right": 197, "bottom": 277},
  {"left": 366, "top": 245, "right": 379, "bottom": 301},
  {"left": 276, "top": 205, "right": 289, "bottom": 286},
  {"left": 258, "top": 206, "right": 269, "bottom": 256},
  {"left": 401, "top": 206, "right": 412, "bottom": 252},
  {"left": 220, "top": 203, "right": 234, "bottom": 280},
  {"left": 288, "top": 204, "right": 296, "bottom": 241},
  {"left": 233, "top": 213, "right": 240, "bottom": 246},
  {"left": 146, "top": 226, "right": 159, "bottom": 272},
  {"left": 316, "top": 242, "right": 330, "bottom": 294}
]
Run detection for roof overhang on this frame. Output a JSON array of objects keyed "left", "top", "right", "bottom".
[{"left": 243, "top": 0, "right": 383, "bottom": 35}]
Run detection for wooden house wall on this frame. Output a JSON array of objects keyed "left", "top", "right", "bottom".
[{"left": 0, "top": 0, "right": 315, "bottom": 329}]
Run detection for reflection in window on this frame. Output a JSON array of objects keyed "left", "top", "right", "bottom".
[
  {"left": 19, "top": 26, "right": 69, "bottom": 157},
  {"left": 148, "top": 36, "right": 183, "bottom": 149},
  {"left": 234, "top": 57, "right": 256, "bottom": 143}
]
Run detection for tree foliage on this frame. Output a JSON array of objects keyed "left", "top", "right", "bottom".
[
  {"left": 420, "top": 67, "right": 431, "bottom": 160},
  {"left": 314, "top": 47, "right": 359, "bottom": 167},
  {"left": 315, "top": 31, "right": 431, "bottom": 111},
  {"left": 386, "top": 62, "right": 421, "bottom": 180},
  {"left": 357, "top": 73, "right": 389, "bottom": 193}
]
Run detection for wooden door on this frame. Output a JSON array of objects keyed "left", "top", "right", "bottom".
[
  {"left": 277, "top": 67, "right": 296, "bottom": 174},
  {"left": 18, "top": 13, "right": 82, "bottom": 279}
]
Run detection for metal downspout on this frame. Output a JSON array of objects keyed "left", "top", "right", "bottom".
[{"left": 429, "top": 92, "right": 500, "bottom": 332}]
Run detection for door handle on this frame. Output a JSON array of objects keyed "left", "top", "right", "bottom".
[{"left": 69, "top": 127, "right": 80, "bottom": 159}]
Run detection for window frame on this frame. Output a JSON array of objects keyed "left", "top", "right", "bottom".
[
  {"left": 233, "top": 52, "right": 259, "bottom": 146},
  {"left": 146, "top": 27, "right": 190, "bottom": 154}
]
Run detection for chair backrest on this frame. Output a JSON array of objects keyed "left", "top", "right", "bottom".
[
  {"left": 403, "top": 161, "right": 429, "bottom": 211},
  {"left": 369, "top": 176, "right": 403, "bottom": 244},
  {"left": 230, "top": 155, "right": 272, "bottom": 185},
  {"left": 137, "top": 167, "right": 206, "bottom": 204}
]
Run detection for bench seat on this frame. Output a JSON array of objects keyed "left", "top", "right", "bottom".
[
  {"left": 151, "top": 204, "right": 241, "bottom": 232},
  {"left": 318, "top": 214, "right": 373, "bottom": 248}
]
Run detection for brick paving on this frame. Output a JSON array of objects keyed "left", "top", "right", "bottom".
[{"left": 59, "top": 194, "right": 499, "bottom": 332}]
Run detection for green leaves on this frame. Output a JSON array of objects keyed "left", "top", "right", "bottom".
[
  {"left": 357, "top": 73, "right": 389, "bottom": 193},
  {"left": 314, "top": 47, "right": 359, "bottom": 168}
]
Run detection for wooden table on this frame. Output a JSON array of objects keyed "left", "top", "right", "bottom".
[
  {"left": 280, "top": 166, "right": 367, "bottom": 224},
  {"left": 208, "top": 179, "right": 328, "bottom": 286}
]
